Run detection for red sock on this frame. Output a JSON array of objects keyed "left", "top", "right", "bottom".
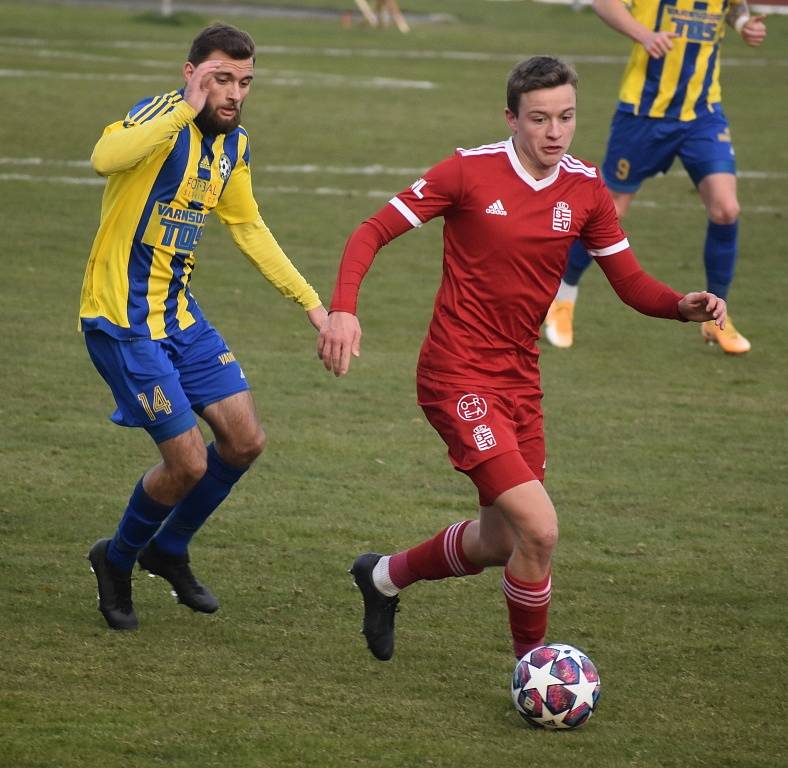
[
  {"left": 388, "top": 520, "right": 483, "bottom": 589},
  {"left": 502, "top": 566, "right": 551, "bottom": 659}
]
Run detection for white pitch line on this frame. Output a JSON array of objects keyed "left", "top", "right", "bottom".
[
  {"left": 0, "top": 173, "right": 105, "bottom": 186},
  {"left": 0, "top": 67, "right": 436, "bottom": 90},
  {"left": 0, "top": 157, "right": 425, "bottom": 176},
  {"left": 0, "top": 36, "right": 785, "bottom": 68},
  {"left": 0, "top": 36, "right": 182, "bottom": 50},
  {"left": 258, "top": 185, "right": 393, "bottom": 200},
  {"left": 1, "top": 157, "right": 785, "bottom": 180},
  {"left": 0, "top": 68, "right": 169, "bottom": 82},
  {"left": 0, "top": 158, "right": 93, "bottom": 168},
  {"left": 260, "top": 163, "right": 427, "bottom": 176},
  {"left": 0, "top": 172, "right": 781, "bottom": 213},
  {"left": 1, "top": 46, "right": 172, "bottom": 68}
]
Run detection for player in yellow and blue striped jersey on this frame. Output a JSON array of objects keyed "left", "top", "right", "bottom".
[
  {"left": 544, "top": 0, "right": 766, "bottom": 354},
  {"left": 82, "top": 23, "right": 327, "bottom": 630}
]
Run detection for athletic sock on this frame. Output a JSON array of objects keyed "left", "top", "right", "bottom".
[
  {"left": 107, "top": 479, "right": 174, "bottom": 572},
  {"left": 381, "top": 520, "right": 483, "bottom": 593},
  {"left": 703, "top": 220, "right": 738, "bottom": 301},
  {"left": 555, "top": 279, "right": 578, "bottom": 303},
  {"left": 153, "top": 443, "right": 248, "bottom": 557},
  {"left": 563, "top": 240, "right": 594, "bottom": 286},
  {"left": 502, "top": 566, "right": 551, "bottom": 660},
  {"left": 371, "top": 555, "right": 400, "bottom": 597}
]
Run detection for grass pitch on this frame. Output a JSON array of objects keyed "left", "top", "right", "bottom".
[{"left": 0, "top": 2, "right": 786, "bottom": 766}]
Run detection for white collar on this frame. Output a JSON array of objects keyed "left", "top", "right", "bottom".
[{"left": 505, "top": 137, "right": 561, "bottom": 191}]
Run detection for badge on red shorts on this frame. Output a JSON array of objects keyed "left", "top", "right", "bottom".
[
  {"left": 457, "top": 393, "right": 488, "bottom": 422},
  {"left": 472, "top": 424, "right": 496, "bottom": 451}
]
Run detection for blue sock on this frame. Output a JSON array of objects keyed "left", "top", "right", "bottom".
[
  {"left": 107, "top": 480, "right": 174, "bottom": 572},
  {"left": 153, "top": 443, "right": 248, "bottom": 557},
  {"left": 564, "top": 240, "right": 594, "bottom": 286},
  {"left": 703, "top": 220, "right": 738, "bottom": 301}
]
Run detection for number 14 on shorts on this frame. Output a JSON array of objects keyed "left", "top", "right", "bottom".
[{"left": 137, "top": 385, "right": 173, "bottom": 421}]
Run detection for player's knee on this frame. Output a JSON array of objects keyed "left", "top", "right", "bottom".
[
  {"left": 708, "top": 200, "right": 740, "bottom": 225},
  {"left": 514, "top": 522, "right": 558, "bottom": 561},
  {"left": 224, "top": 426, "right": 266, "bottom": 467},
  {"left": 245, "top": 426, "right": 266, "bottom": 462},
  {"left": 534, "top": 525, "right": 559, "bottom": 557},
  {"left": 169, "top": 453, "right": 208, "bottom": 493}
]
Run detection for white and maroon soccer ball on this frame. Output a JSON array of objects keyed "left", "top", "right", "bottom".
[{"left": 511, "top": 643, "right": 601, "bottom": 729}]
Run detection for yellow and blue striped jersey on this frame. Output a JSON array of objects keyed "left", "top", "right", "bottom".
[
  {"left": 617, "top": 0, "right": 743, "bottom": 121},
  {"left": 80, "top": 90, "right": 265, "bottom": 340}
]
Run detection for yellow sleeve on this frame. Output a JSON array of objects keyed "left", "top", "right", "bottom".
[
  {"left": 227, "top": 218, "right": 322, "bottom": 311},
  {"left": 91, "top": 101, "right": 197, "bottom": 177},
  {"left": 214, "top": 139, "right": 260, "bottom": 225}
]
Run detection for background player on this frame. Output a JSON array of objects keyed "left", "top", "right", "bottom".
[
  {"left": 544, "top": 0, "right": 766, "bottom": 354},
  {"left": 81, "top": 23, "right": 327, "bottom": 630},
  {"left": 318, "top": 57, "right": 725, "bottom": 661}
]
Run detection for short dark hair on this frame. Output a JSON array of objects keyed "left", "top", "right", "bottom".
[
  {"left": 506, "top": 56, "right": 578, "bottom": 115},
  {"left": 187, "top": 22, "right": 256, "bottom": 65}
]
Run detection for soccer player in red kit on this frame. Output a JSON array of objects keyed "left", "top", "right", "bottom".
[{"left": 318, "top": 57, "right": 726, "bottom": 662}]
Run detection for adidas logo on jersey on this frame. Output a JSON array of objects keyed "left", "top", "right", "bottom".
[
  {"left": 199, "top": 156, "right": 212, "bottom": 171},
  {"left": 485, "top": 199, "right": 507, "bottom": 216}
]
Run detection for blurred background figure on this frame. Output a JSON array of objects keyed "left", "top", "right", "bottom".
[{"left": 544, "top": 0, "right": 767, "bottom": 354}]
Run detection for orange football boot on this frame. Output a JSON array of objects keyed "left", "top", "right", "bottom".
[
  {"left": 701, "top": 316, "right": 751, "bottom": 354},
  {"left": 544, "top": 299, "right": 575, "bottom": 348}
]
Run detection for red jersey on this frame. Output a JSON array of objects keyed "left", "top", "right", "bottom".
[{"left": 331, "top": 138, "right": 683, "bottom": 388}]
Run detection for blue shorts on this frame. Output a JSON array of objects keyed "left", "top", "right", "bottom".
[
  {"left": 602, "top": 106, "right": 736, "bottom": 193},
  {"left": 84, "top": 320, "right": 250, "bottom": 443}
]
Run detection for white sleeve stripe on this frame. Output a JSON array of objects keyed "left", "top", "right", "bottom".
[
  {"left": 389, "top": 196, "right": 422, "bottom": 228},
  {"left": 561, "top": 153, "right": 596, "bottom": 173},
  {"left": 588, "top": 238, "right": 630, "bottom": 257}
]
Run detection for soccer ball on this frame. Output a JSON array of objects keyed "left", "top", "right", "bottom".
[{"left": 511, "top": 643, "right": 601, "bottom": 730}]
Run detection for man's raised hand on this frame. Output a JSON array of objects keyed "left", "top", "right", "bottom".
[{"left": 183, "top": 60, "right": 223, "bottom": 114}]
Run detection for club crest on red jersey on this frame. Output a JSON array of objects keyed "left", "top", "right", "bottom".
[
  {"left": 457, "top": 393, "right": 488, "bottom": 422},
  {"left": 552, "top": 201, "right": 572, "bottom": 232}
]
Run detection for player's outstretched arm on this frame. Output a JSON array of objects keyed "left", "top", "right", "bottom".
[
  {"left": 227, "top": 219, "right": 322, "bottom": 313},
  {"left": 597, "top": 248, "right": 728, "bottom": 328},
  {"left": 592, "top": 0, "right": 676, "bottom": 58},
  {"left": 678, "top": 292, "right": 727, "bottom": 328},
  {"left": 318, "top": 311, "right": 362, "bottom": 377},
  {"left": 320, "top": 204, "right": 413, "bottom": 376}
]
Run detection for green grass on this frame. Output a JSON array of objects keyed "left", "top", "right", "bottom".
[{"left": 1, "top": 1, "right": 787, "bottom": 766}]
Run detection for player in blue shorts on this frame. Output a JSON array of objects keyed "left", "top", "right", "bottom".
[
  {"left": 543, "top": 0, "right": 766, "bottom": 354},
  {"left": 80, "top": 23, "right": 327, "bottom": 630}
]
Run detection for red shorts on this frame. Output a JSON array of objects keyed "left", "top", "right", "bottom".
[{"left": 417, "top": 376, "right": 546, "bottom": 506}]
